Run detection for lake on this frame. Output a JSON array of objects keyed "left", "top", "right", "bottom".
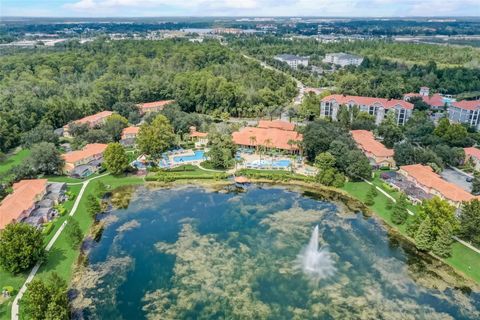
[{"left": 71, "top": 185, "right": 480, "bottom": 319}]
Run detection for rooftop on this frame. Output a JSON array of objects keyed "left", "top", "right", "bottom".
[
  {"left": 275, "top": 54, "right": 308, "bottom": 61},
  {"left": 63, "top": 143, "right": 108, "bottom": 166},
  {"left": 351, "top": 130, "right": 394, "bottom": 157},
  {"left": 137, "top": 100, "right": 175, "bottom": 111},
  {"left": 322, "top": 94, "right": 413, "bottom": 110},
  {"left": 403, "top": 93, "right": 445, "bottom": 107},
  {"left": 464, "top": 147, "right": 480, "bottom": 161},
  {"left": 232, "top": 127, "right": 302, "bottom": 151},
  {"left": 258, "top": 120, "right": 295, "bottom": 131},
  {"left": 0, "top": 179, "right": 48, "bottom": 229},
  {"left": 122, "top": 126, "right": 140, "bottom": 136},
  {"left": 400, "top": 164, "right": 475, "bottom": 203},
  {"left": 326, "top": 52, "right": 362, "bottom": 59},
  {"left": 66, "top": 111, "right": 113, "bottom": 127},
  {"left": 451, "top": 100, "right": 480, "bottom": 111}
]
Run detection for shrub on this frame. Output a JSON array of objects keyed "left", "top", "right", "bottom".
[{"left": 42, "top": 222, "right": 54, "bottom": 235}]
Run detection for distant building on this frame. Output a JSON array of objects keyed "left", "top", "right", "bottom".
[
  {"left": 351, "top": 130, "right": 395, "bottom": 168},
  {"left": 464, "top": 147, "right": 480, "bottom": 170},
  {"left": 232, "top": 120, "right": 302, "bottom": 153},
  {"left": 120, "top": 126, "right": 140, "bottom": 147},
  {"left": 322, "top": 53, "right": 363, "bottom": 67},
  {"left": 398, "top": 164, "right": 476, "bottom": 207},
  {"left": 62, "top": 143, "right": 108, "bottom": 178},
  {"left": 403, "top": 86, "right": 452, "bottom": 110},
  {"left": 274, "top": 54, "right": 309, "bottom": 69},
  {"left": 447, "top": 100, "right": 480, "bottom": 129},
  {"left": 63, "top": 111, "right": 114, "bottom": 137},
  {"left": 0, "top": 179, "right": 65, "bottom": 229},
  {"left": 137, "top": 100, "right": 175, "bottom": 114},
  {"left": 320, "top": 94, "right": 413, "bottom": 125},
  {"left": 189, "top": 127, "right": 208, "bottom": 148}
]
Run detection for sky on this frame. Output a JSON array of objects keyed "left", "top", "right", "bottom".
[{"left": 1, "top": 0, "right": 479, "bottom": 18}]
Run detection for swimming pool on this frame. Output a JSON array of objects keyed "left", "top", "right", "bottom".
[
  {"left": 173, "top": 150, "right": 206, "bottom": 163},
  {"left": 248, "top": 159, "right": 291, "bottom": 168}
]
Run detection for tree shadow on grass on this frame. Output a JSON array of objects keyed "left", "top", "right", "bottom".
[{"left": 40, "top": 247, "right": 68, "bottom": 273}]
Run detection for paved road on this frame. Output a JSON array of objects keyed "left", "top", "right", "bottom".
[
  {"left": 440, "top": 168, "right": 472, "bottom": 192},
  {"left": 11, "top": 173, "right": 109, "bottom": 320}
]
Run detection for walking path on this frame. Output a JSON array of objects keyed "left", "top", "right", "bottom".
[
  {"left": 11, "top": 173, "right": 109, "bottom": 320},
  {"left": 362, "top": 178, "right": 480, "bottom": 254}
]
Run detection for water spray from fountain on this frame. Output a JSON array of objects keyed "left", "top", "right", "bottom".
[{"left": 295, "top": 225, "right": 336, "bottom": 282}]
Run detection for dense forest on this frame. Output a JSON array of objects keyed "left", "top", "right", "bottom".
[
  {"left": 0, "top": 39, "right": 296, "bottom": 152},
  {"left": 231, "top": 37, "right": 480, "bottom": 97}
]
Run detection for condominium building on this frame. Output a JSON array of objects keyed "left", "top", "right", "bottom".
[
  {"left": 274, "top": 54, "right": 309, "bottom": 69},
  {"left": 120, "top": 126, "right": 140, "bottom": 147},
  {"left": 351, "top": 130, "right": 395, "bottom": 168},
  {"left": 403, "top": 86, "right": 453, "bottom": 110},
  {"left": 320, "top": 94, "right": 413, "bottom": 125},
  {"left": 137, "top": 100, "right": 175, "bottom": 114},
  {"left": 63, "top": 111, "right": 114, "bottom": 137},
  {"left": 447, "top": 100, "right": 480, "bottom": 129},
  {"left": 464, "top": 147, "right": 480, "bottom": 170},
  {"left": 62, "top": 143, "right": 108, "bottom": 177},
  {"left": 322, "top": 52, "right": 363, "bottom": 67}
]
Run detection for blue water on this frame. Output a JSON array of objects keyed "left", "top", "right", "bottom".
[
  {"left": 173, "top": 150, "right": 205, "bottom": 163},
  {"left": 249, "top": 159, "right": 291, "bottom": 168},
  {"left": 75, "top": 186, "right": 480, "bottom": 319}
]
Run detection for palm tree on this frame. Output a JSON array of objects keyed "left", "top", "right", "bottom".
[
  {"left": 249, "top": 135, "right": 257, "bottom": 154},
  {"left": 264, "top": 138, "right": 273, "bottom": 163}
]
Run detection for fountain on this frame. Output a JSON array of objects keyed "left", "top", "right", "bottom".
[{"left": 296, "top": 225, "right": 336, "bottom": 282}]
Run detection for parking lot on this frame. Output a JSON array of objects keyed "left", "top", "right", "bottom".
[{"left": 440, "top": 168, "right": 472, "bottom": 192}]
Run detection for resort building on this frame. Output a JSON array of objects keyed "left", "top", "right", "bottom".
[
  {"left": 398, "top": 164, "right": 475, "bottom": 207},
  {"left": 0, "top": 179, "right": 66, "bottom": 229},
  {"left": 189, "top": 126, "right": 208, "bottom": 148},
  {"left": 63, "top": 111, "right": 114, "bottom": 137},
  {"left": 121, "top": 126, "right": 140, "bottom": 147},
  {"left": 350, "top": 130, "right": 395, "bottom": 168},
  {"left": 403, "top": 86, "right": 452, "bottom": 110},
  {"left": 322, "top": 52, "right": 363, "bottom": 67},
  {"left": 62, "top": 143, "right": 108, "bottom": 178},
  {"left": 320, "top": 94, "right": 413, "bottom": 125},
  {"left": 447, "top": 100, "right": 480, "bottom": 129},
  {"left": 274, "top": 54, "right": 309, "bottom": 69},
  {"left": 137, "top": 100, "right": 175, "bottom": 114},
  {"left": 464, "top": 147, "right": 480, "bottom": 170},
  {"left": 232, "top": 120, "right": 303, "bottom": 153}
]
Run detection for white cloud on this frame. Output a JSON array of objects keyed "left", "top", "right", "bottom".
[{"left": 57, "top": 0, "right": 480, "bottom": 17}]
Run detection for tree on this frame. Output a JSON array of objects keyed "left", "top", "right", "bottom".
[
  {"left": 337, "top": 105, "right": 351, "bottom": 128},
  {"left": 137, "top": 114, "right": 175, "bottom": 157},
  {"left": 206, "top": 131, "right": 236, "bottom": 169},
  {"left": 415, "top": 216, "right": 434, "bottom": 251},
  {"left": 103, "top": 143, "right": 130, "bottom": 175},
  {"left": 86, "top": 194, "right": 101, "bottom": 218},
  {"left": 0, "top": 223, "right": 46, "bottom": 274},
  {"left": 22, "top": 123, "right": 59, "bottom": 148},
  {"left": 315, "top": 152, "right": 336, "bottom": 170},
  {"left": 458, "top": 199, "right": 480, "bottom": 246},
  {"left": 103, "top": 114, "right": 128, "bottom": 141},
  {"left": 409, "top": 96, "right": 430, "bottom": 111},
  {"left": 351, "top": 112, "right": 376, "bottom": 131},
  {"left": 22, "top": 273, "right": 70, "bottom": 320},
  {"left": 432, "top": 223, "right": 453, "bottom": 258},
  {"left": 391, "top": 193, "right": 408, "bottom": 225},
  {"left": 345, "top": 150, "right": 372, "bottom": 181},
  {"left": 112, "top": 101, "right": 141, "bottom": 124},
  {"left": 364, "top": 185, "right": 377, "bottom": 206},
  {"left": 377, "top": 112, "right": 404, "bottom": 148},
  {"left": 29, "top": 142, "right": 65, "bottom": 175},
  {"left": 66, "top": 218, "right": 83, "bottom": 249},
  {"left": 419, "top": 197, "right": 458, "bottom": 239},
  {"left": 472, "top": 171, "right": 480, "bottom": 195}
]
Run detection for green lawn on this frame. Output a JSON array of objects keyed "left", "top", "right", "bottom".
[
  {"left": 0, "top": 149, "right": 31, "bottom": 176},
  {"left": 0, "top": 183, "right": 81, "bottom": 319},
  {"left": 342, "top": 178, "right": 480, "bottom": 284}
]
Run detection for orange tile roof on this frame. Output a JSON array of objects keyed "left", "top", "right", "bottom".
[
  {"left": 232, "top": 127, "right": 302, "bottom": 151},
  {"left": 404, "top": 93, "right": 445, "bottom": 107},
  {"left": 69, "top": 111, "right": 113, "bottom": 127},
  {"left": 137, "top": 100, "right": 175, "bottom": 111},
  {"left": 122, "top": 126, "right": 140, "bottom": 135},
  {"left": 62, "top": 143, "right": 108, "bottom": 165},
  {"left": 0, "top": 179, "right": 48, "bottom": 229},
  {"left": 322, "top": 94, "right": 413, "bottom": 110},
  {"left": 452, "top": 100, "right": 480, "bottom": 111},
  {"left": 464, "top": 147, "right": 480, "bottom": 161},
  {"left": 190, "top": 131, "right": 208, "bottom": 138},
  {"left": 400, "top": 164, "right": 475, "bottom": 203},
  {"left": 351, "top": 130, "right": 394, "bottom": 157},
  {"left": 258, "top": 120, "right": 295, "bottom": 131}
]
